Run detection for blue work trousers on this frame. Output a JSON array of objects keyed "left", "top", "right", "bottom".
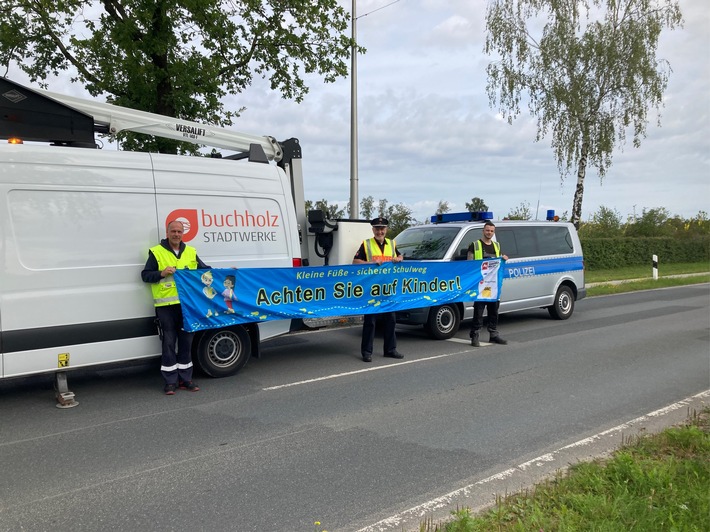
[{"left": 156, "top": 304, "right": 194, "bottom": 385}]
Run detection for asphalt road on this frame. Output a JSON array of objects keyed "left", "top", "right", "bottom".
[{"left": 1, "top": 284, "right": 708, "bottom": 531}]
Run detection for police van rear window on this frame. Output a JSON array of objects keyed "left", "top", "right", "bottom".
[{"left": 496, "top": 226, "right": 574, "bottom": 259}]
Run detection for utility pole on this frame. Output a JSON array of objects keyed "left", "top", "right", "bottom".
[
  {"left": 349, "top": 0, "right": 359, "bottom": 219},
  {"left": 348, "top": 0, "right": 400, "bottom": 219}
]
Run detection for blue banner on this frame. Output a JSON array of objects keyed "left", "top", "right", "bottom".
[{"left": 174, "top": 260, "right": 503, "bottom": 333}]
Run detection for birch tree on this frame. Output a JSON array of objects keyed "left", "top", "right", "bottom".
[{"left": 484, "top": 0, "right": 682, "bottom": 227}]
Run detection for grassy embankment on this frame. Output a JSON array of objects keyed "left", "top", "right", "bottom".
[
  {"left": 421, "top": 261, "right": 710, "bottom": 531},
  {"left": 586, "top": 261, "right": 709, "bottom": 296},
  {"left": 423, "top": 409, "right": 710, "bottom": 531}
]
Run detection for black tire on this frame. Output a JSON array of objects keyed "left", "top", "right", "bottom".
[
  {"left": 425, "top": 304, "right": 461, "bottom": 340},
  {"left": 195, "top": 326, "right": 252, "bottom": 377},
  {"left": 548, "top": 285, "right": 575, "bottom": 320}
]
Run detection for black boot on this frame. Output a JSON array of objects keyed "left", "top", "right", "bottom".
[
  {"left": 489, "top": 335, "right": 507, "bottom": 345},
  {"left": 471, "top": 333, "right": 480, "bottom": 347}
]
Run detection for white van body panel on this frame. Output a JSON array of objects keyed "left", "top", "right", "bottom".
[
  {"left": 0, "top": 144, "right": 300, "bottom": 378},
  {"left": 3, "top": 338, "right": 160, "bottom": 378}
]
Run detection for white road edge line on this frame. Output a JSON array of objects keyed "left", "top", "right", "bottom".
[
  {"left": 448, "top": 338, "right": 491, "bottom": 346},
  {"left": 356, "top": 389, "right": 710, "bottom": 532},
  {"left": 262, "top": 351, "right": 469, "bottom": 391},
  {"left": 263, "top": 337, "right": 486, "bottom": 391}
]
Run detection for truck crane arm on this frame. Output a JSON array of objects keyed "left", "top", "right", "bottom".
[{"left": 0, "top": 78, "right": 282, "bottom": 161}]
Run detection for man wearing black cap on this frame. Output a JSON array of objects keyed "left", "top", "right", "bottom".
[{"left": 352, "top": 217, "right": 404, "bottom": 362}]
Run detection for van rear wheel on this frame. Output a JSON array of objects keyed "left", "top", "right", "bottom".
[
  {"left": 425, "top": 304, "right": 461, "bottom": 340},
  {"left": 196, "top": 326, "right": 251, "bottom": 377},
  {"left": 548, "top": 285, "right": 574, "bottom": 320}
]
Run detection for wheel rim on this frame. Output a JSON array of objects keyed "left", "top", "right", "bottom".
[
  {"left": 207, "top": 332, "right": 241, "bottom": 368},
  {"left": 434, "top": 307, "right": 456, "bottom": 334},
  {"left": 558, "top": 292, "right": 572, "bottom": 314}
]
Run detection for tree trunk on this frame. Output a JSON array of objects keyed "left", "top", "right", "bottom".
[{"left": 571, "top": 142, "right": 588, "bottom": 229}]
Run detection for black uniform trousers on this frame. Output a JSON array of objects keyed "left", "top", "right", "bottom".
[
  {"left": 470, "top": 301, "right": 501, "bottom": 338},
  {"left": 361, "top": 312, "right": 397, "bottom": 357},
  {"left": 156, "top": 304, "right": 194, "bottom": 385}
]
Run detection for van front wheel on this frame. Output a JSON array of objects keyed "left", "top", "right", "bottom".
[
  {"left": 425, "top": 304, "right": 461, "bottom": 340},
  {"left": 548, "top": 286, "right": 574, "bottom": 320},
  {"left": 196, "top": 326, "right": 252, "bottom": 377}
]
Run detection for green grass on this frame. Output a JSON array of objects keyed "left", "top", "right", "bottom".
[
  {"left": 586, "top": 261, "right": 710, "bottom": 283},
  {"left": 585, "top": 261, "right": 710, "bottom": 296},
  {"left": 415, "top": 263, "right": 710, "bottom": 532},
  {"left": 587, "top": 274, "right": 710, "bottom": 296},
  {"left": 422, "top": 409, "right": 710, "bottom": 532}
]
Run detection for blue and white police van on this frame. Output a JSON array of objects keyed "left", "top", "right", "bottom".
[{"left": 394, "top": 211, "right": 586, "bottom": 339}]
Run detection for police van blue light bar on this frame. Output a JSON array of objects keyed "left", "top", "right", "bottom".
[{"left": 430, "top": 211, "right": 494, "bottom": 223}]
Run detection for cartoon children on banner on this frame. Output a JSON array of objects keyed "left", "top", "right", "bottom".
[
  {"left": 222, "top": 275, "right": 238, "bottom": 313},
  {"left": 201, "top": 270, "right": 219, "bottom": 317},
  {"left": 201, "top": 270, "right": 239, "bottom": 318}
]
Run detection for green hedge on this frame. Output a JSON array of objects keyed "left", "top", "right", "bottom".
[{"left": 581, "top": 236, "right": 710, "bottom": 270}]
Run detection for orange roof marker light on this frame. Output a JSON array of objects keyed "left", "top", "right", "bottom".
[{"left": 8, "top": 137, "right": 23, "bottom": 144}]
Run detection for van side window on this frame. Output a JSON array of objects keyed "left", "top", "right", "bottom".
[
  {"left": 495, "top": 228, "right": 523, "bottom": 258},
  {"left": 496, "top": 226, "right": 573, "bottom": 258},
  {"left": 458, "top": 228, "right": 483, "bottom": 259},
  {"left": 537, "top": 226, "right": 574, "bottom": 255}
]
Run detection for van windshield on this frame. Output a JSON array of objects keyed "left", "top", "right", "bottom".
[{"left": 395, "top": 227, "right": 461, "bottom": 260}]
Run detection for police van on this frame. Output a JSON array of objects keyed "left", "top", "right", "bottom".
[
  {"left": 0, "top": 78, "right": 314, "bottom": 391},
  {"left": 394, "top": 211, "right": 586, "bottom": 339}
]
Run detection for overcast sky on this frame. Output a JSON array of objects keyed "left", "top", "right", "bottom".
[
  {"left": 230, "top": 0, "right": 709, "bottom": 223},
  {"left": 9, "top": 0, "right": 708, "bottom": 224}
]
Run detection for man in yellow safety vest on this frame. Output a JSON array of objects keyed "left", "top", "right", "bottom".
[
  {"left": 467, "top": 221, "right": 509, "bottom": 347},
  {"left": 141, "top": 220, "right": 210, "bottom": 394},
  {"left": 353, "top": 217, "right": 404, "bottom": 362}
]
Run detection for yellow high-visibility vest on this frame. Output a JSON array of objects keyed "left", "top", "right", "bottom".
[
  {"left": 470, "top": 240, "right": 501, "bottom": 260},
  {"left": 364, "top": 238, "right": 397, "bottom": 262},
  {"left": 149, "top": 245, "right": 198, "bottom": 307}
]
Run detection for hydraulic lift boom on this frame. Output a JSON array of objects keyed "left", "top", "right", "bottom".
[{"left": 0, "top": 77, "right": 282, "bottom": 160}]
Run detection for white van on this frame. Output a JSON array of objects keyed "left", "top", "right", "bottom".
[
  {"left": 0, "top": 79, "right": 306, "bottom": 381},
  {"left": 394, "top": 213, "right": 586, "bottom": 339}
]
